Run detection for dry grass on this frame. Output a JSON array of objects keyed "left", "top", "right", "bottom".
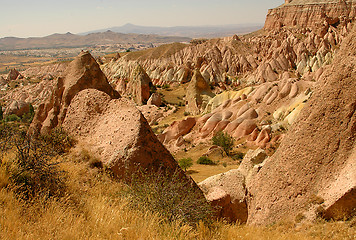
[{"left": 0, "top": 152, "right": 355, "bottom": 239}]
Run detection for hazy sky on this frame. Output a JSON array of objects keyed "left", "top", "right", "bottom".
[{"left": 0, "top": 0, "right": 284, "bottom": 38}]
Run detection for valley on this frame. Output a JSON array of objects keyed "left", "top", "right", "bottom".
[{"left": 0, "top": 0, "right": 355, "bottom": 239}]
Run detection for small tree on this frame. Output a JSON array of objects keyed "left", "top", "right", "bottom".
[
  {"left": 212, "top": 131, "right": 234, "bottom": 156},
  {"left": 178, "top": 157, "right": 193, "bottom": 172}
]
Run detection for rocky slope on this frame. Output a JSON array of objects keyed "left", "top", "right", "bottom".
[
  {"left": 247, "top": 23, "right": 356, "bottom": 225},
  {"left": 265, "top": 0, "right": 356, "bottom": 34}
]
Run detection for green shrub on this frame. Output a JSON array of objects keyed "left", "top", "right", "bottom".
[
  {"left": 178, "top": 158, "right": 193, "bottom": 172},
  {"left": 5, "top": 114, "right": 21, "bottom": 122},
  {"left": 184, "top": 111, "right": 190, "bottom": 116},
  {"left": 197, "top": 156, "right": 216, "bottom": 165},
  {"left": 125, "top": 168, "right": 216, "bottom": 225},
  {"left": 212, "top": 131, "right": 234, "bottom": 156}
]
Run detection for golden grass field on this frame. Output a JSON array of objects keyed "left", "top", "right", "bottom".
[{"left": 1, "top": 151, "right": 355, "bottom": 240}]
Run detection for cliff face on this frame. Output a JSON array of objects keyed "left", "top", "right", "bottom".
[
  {"left": 247, "top": 24, "right": 356, "bottom": 225},
  {"left": 265, "top": 0, "right": 356, "bottom": 33}
]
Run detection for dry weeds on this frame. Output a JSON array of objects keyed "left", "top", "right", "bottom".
[{"left": 1, "top": 152, "right": 355, "bottom": 240}]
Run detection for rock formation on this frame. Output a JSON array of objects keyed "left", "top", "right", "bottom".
[
  {"left": 29, "top": 51, "right": 199, "bottom": 193},
  {"left": 62, "top": 89, "right": 184, "bottom": 178},
  {"left": 6, "top": 69, "right": 23, "bottom": 81},
  {"left": 147, "top": 92, "right": 162, "bottom": 107},
  {"left": 185, "top": 70, "right": 215, "bottom": 115},
  {"left": 126, "top": 64, "right": 153, "bottom": 105},
  {"left": 247, "top": 24, "right": 356, "bottom": 225},
  {"left": 265, "top": 0, "right": 356, "bottom": 34},
  {"left": 199, "top": 149, "right": 268, "bottom": 223},
  {"left": 30, "top": 51, "right": 120, "bottom": 134},
  {"left": 4, "top": 100, "right": 30, "bottom": 117}
]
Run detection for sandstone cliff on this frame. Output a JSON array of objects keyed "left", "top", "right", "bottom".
[
  {"left": 265, "top": 0, "right": 356, "bottom": 34},
  {"left": 247, "top": 24, "right": 356, "bottom": 225}
]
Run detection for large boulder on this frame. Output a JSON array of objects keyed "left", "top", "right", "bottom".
[
  {"left": 30, "top": 51, "right": 120, "bottom": 134},
  {"left": 247, "top": 24, "right": 356, "bottom": 225},
  {"left": 62, "top": 89, "right": 184, "bottom": 178},
  {"left": 147, "top": 92, "right": 162, "bottom": 107},
  {"left": 4, "top": 100, "right": 30, "bottom": 117},
  {"left": 199, "top": 169, "right": 248, "bottom": 223},
  {"left": 198, "top": 148, "right": 268, "bottom": 223}
]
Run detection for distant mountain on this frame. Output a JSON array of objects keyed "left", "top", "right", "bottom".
[
  {"left": 80, "top": 23, "right": 263, "bottom": 38},
  {"left": 0, "top": 31, "right": 191, "bottom": 51}
]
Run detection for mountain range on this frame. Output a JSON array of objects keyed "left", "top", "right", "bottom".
[
  {"left": 0, "top": 31, "right": 191, "bottom": 51},
  {"left": 80, "top": 23, "right": 263, "bottom": 38}
]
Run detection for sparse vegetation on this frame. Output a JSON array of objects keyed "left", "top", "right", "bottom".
[
  {"left": 4, "top": 114, "right": 21, "bottom": 122},
  {"left": 178, "top": 157, "right": 193, "bottom": 172},
  {"left": 197, "top": 156, "right": 216, "bottom": 165},
  {"left": 231, "top": 152, "right": 244, "bottom": 161},
  {"left": 212, "top": 131, "right": 234, "bottom": 156},
  {"left": 1, "top": 124, "right": 72, "bottom": 201},
  {"left": 125, "top": 168, "right": 215, "bottom": 225},
  {"left": 21, "top": 103, "right": 35, "bottom": 123},
  {"left": 0, "top": 122, "right": 355, "bottom": 239}
]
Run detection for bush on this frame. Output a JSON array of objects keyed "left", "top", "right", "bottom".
[
  {"left": 178, "top": 158, "right": 193, "bottom": 172},
  {"left": 1, "top": 124, "right": 74, "bottom": 201},
  {"left": 39, "top": 127, "right": 76, "bottom": 155},
  {"left": 212, "top": 131, "right": 234, "bottom": 156},
  {"left": 197, "top": 156, "right": 216, "bottom": 165},
  {"left": 5, "top": 114, "right": 21, "bottom": 122},
  {"left": 125, "top": 168, "right": 216, "bottom": 225}
]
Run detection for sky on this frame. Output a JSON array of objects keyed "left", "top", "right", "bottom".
[{"left": 0, "top": 0, "right": 284, "bottom": 38}]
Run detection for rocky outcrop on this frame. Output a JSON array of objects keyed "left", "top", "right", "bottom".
[
  {"left": 30, "top": 51, "right": 120, "bottom": 134},
  {"left": 4, "top": 100, "right": 30, "bottom": 117},
  {"left": 199, "top": 149, "right": 268, "bottom": 223},
  {"left": 6, "top": 69, "right": 22, "bottom": 81},
  {"left": 199, "top": 169, "right": 248, "bottom": 223},
  {"left": 247, "top": 24, "right": 356, "bottom": 225},
  {"left": 185, "top": 70, "right": 215, "bottom": 115},
  {"left": 147, "top": 92, "right": 162, "bottom": 107},
  {"left": 62, "top": 89, "right": 183, "bottom": 177},
  {"left": 127, "top": 64, "right": 153, "bottom": 105},
  {"left": 265, "top": 0, "right": 356, "bottom": 34},
  {"left": 158, "top": 117, "right": 196, "bottom": 145},
  {"left": 21, "top": 62, "right": 68, "bottom": 80},
  {"left": 0, "top": 76, "right": 6, "bottom": 85}
]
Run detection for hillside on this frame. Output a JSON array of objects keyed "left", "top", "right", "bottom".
[
  {"left": 0, "top": 0, "right": 355, "bottom": 237},
  {"left": 0, "top": 31, "right": 191, "bottom": 51},
  {"left": 265, "top": 0, "right": 356, "bottom": 30}
]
